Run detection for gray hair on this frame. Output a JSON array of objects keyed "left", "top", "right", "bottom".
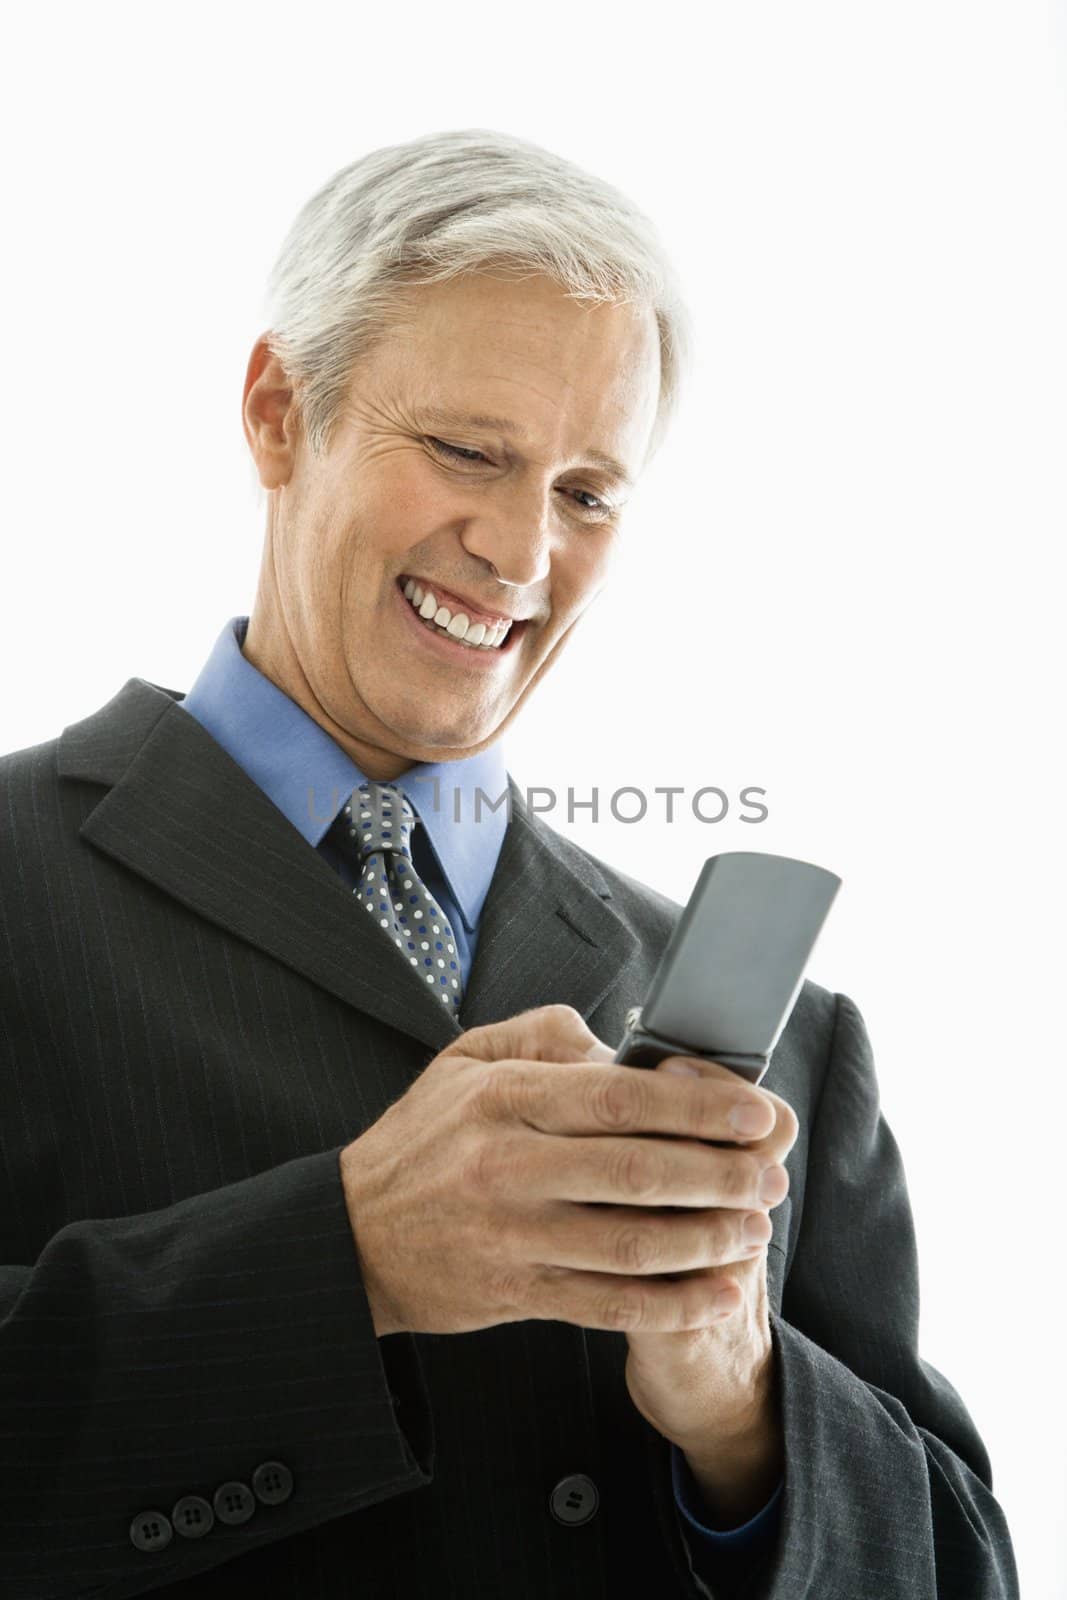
[{"left": 261, "top": 128, "right": 694, "bottom": 471}]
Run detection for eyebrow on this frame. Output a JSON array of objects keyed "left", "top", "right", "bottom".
[{"left": 417, "top": 405, "right": 637, "bottom": 491}]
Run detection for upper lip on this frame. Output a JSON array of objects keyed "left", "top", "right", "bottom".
[{"left": 399, "top": 574, "right": 530, "bottom": 626}]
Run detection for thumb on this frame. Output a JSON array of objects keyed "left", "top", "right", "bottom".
[{"left": 657, "top": 1057, "right": 702, "bottom": 1078}]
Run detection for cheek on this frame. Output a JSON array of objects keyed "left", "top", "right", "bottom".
[
  {"left": 552, "top": 537, "right": 615, "bottom": 615},
  {"left": 360, "top": 450, "right": 451, "bottom": 556}
]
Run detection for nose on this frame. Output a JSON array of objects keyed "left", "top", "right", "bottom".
[{"left": 459, "top": 492, "right": 555, "bottom": 592}]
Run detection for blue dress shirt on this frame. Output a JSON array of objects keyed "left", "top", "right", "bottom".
[{"left": 177, "top": 616, "right": 783, "bottom": 1571}]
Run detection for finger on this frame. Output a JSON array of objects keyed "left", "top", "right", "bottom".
[
  {"left": 510, "top": 1128, "right": 790, "bottom": 1212},
  {"left": 655, "top": 1058, "right": 800, "bottom": 1163},
  {"left": 655, "top": 1056, "right": 776, "bottom": 1136},
  {"left": 527, "top": 1262, "right": 748, "bottom": 1333},
  {"left": 525, "top": 1199, "right": 772, "bottom": 1275},
  {"left": 486, "top": 1056, "right": 784, "bottom": 1149}
]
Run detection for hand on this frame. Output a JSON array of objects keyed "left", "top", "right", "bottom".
[
  {"left": 620, "top": 1052, "right": 798, "bottom": 1522},
  {"left": 338, "top": 1003, "right": 796, "bottom": 1357}
]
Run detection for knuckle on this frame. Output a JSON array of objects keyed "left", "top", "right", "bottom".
[
  {"left": 588, "top": 1071, "right": 639, "bottom": 1131},
  {"left": 723, "top": 1213, "right": 750, "bottom": 1261},
  {"left": 474, "top": 1062, "right": 509, "bottom": 1119},
  {"left": 485, "top": 1261, "right": 527, "bottom": 1316},
  {"left": 480, "top": 1061, "right": 533, "bottom": 1124},
  {"left": 601, "top": 1288, "right": 646, "bottom": 1332},
  {"left": 724, "top": 1151, "right": 760, "bottom": 1203},
  {"left": 673, "top": 1086, "right": 706, "bottom": 1141},
  {"left": 450, "top": 1020, "right": 491, "bottom": 1055},
  {"left": 611, "top": 1223, "right": 658, "bottom": 1274},
  {"left": 610, "top": 1140, "right": 662, "bottom": 1201},
  {"left": 540, "top": 1002, "right": 583, "bottom": 1030},
  {"left": 553, "top": 1002, "right": 584, "bottom": 1022}
]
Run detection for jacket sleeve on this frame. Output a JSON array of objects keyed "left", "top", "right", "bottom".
[
  {"left": 0, "top": 1145, "right": 434, "bottom": 1600},
  {"left": 717, "top": 990, "right": 1020, "bottom": 1599}
]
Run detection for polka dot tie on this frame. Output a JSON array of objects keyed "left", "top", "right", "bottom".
[{"left": 341, "top": 780, "right": 463, "bottom": 1011}]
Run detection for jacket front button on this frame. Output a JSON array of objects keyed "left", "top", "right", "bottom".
[
  {"left": 548, "top": 1473, "right": 599, "bottom": 1526},
  {"left": 252, "top": 1459, "right": 294, "bottom": 1505},
  {"left": 213, "top": 1481, "right": 256, "bottom": 1525},
  {"left": 129, "top": 1509, "right": 174, "bottom": 1552},
  {"left": 172, "top": 1494, "right": 215, "bottom": 1539}
]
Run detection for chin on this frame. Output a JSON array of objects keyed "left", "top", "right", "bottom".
[
  {"left": 359, "top": 677, "right": 490, "bottom": 749},
  {"left": 416, "top": 726, "right": 495, "bottom": 756},
  {"left": 387, "top": 711, "right": 498, "bottom": 757}
]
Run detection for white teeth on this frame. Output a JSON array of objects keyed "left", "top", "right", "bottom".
[{"left": 402, "top": 580, "right": 513, "bottom": 649}]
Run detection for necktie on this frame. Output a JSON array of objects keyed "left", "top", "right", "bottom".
[{"left": 340, "top": 780, "right": 464, "bottom": 1011}]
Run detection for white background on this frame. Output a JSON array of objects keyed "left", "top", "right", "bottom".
[{"left": 2, "top": 2, "right": 1064, "bottom": 1593}]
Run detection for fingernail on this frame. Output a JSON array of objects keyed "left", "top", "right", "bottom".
[
  {"left": 729, "top": 1101, "right": 771, "bottom": 1137},
  {"left": 759, "top": 1164, "right": 789, "bottom": 1205},
  {"left": 585, "top": 1042, "right": 616, "bottom": 1062},
  {"left": 742, "top": 1211, "right": 772, "bottom": 1246},
  {"left": 660, "top": 1060, "right": 700, "bottom": 1077}
]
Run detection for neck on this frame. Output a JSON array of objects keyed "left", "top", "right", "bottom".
[{"left": 242, "top": 592, "right": 415, "bottom": 782}]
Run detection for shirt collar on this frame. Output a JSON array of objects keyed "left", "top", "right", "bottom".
[{"left": 177, "top": 616, "right": 510, "bottom": 933}]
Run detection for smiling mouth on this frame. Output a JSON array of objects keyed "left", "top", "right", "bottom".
[{"left": 397, "top": 576, "right": 525, "bottom": 651}]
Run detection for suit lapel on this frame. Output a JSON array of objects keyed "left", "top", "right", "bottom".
[
  {"left": 459, "top": 776, "right": 639, "bottom": 1030},
  {"left": 58, "top": 679, "right": 639, "bottom": 1051}
]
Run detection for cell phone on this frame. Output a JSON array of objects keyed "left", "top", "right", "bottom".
[{"left": 613, "top": 852, "right": 841, "bottom": 1085}]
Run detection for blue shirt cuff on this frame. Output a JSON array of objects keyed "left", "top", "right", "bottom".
[{"left": 670, "top": 1441, "right": 784, "bottom": 1550}]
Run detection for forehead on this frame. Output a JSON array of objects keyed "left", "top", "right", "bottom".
[{"left": 379, "top": 273, "right": 661, "bottom": 473}]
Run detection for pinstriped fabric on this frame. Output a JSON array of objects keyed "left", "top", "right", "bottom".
[
  {"left": 0, "top": 678, "right": 1019, "bottom": 1599},
  {"left": 0, "top": 685, "right": 666, "bottom": 1600}
]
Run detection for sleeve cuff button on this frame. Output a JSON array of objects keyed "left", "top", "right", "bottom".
[
  {"left": 129, "top": 1510, "right": 174, "bottom": 1552},
  {"left": 213, "top": 1481, "right": 256, "bottom": 1525},
  {"left": 252, "top": 1459, "right": 294, "bottom": 1505}
]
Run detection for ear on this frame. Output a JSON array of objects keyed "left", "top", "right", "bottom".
[{"left": 242, "top": 334, "right": 299, "bottom": 491}]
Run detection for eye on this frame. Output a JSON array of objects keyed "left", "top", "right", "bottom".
[
  {"left": 569, "top": 488, "right": 609, "bottom": 512},
  {"left": 426, "top": 437, "right": 616, "bottom": 518},
  {"left": 427, "top": 437, "right": 488, "bottom": 463}
]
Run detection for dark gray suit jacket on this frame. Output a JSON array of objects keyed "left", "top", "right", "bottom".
[{"left": 0, "top": 677, "right": 1019, "bottom": 1599}]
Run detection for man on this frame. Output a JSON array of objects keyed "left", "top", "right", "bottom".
[{"left": 0, "top": 128, "right": 1018, "bottom": 1599}]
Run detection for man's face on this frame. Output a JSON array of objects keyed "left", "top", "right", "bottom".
[{"left": 243, "top": 270, "right": 661, "bottom": 775}]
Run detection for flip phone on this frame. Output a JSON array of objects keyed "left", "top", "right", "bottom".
[{"left": 613, "top": 852, "right": 841, "bottom": 1085}]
